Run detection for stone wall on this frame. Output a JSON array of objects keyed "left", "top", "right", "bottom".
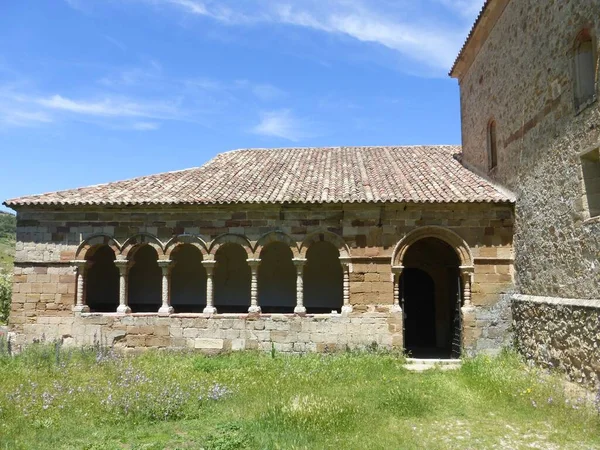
[
  {"left": 512, "top": 294, "right": 600, "bottom": 388},
  {"left": 458, "top": 0, "right": 600, "bottom": 299},
  {"left": 9, "top": 202, "right": 514, "bottom": 353},
  {"left": 15, "top": 312, "right": 403, "bottom": 354}
]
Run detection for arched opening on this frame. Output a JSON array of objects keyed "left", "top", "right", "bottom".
[
  {"left": 128, "top": 245, "right": 162, "bottom": 313},
  {"left": 487, "top": 119, "right": 498, "bottom": 171},
  {"left": 214, "top": 243, "right": 251, "bottom": 313},
  {"left": 574, "top": 29, "right": 596, "bottom": 109},
  {"left": 85, "top": 245, "right": 119, "bottom": 312},
  {"left": 170, "top": 244, "right": 206, "bottom": 313},
  {"left": 258, "top": 241, "right": 295, "bottom": 313},
  {"left": 401, "top": 237, "right": 461, "bottom": 359},
  {"left": 304, "top": 241, "right": 343, "bottom": 313}
]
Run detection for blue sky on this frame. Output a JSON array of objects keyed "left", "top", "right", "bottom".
[{"left": 0, "top": 0, "right": 483, "bottom": 212}]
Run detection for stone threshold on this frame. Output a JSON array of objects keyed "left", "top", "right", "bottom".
[{"left": 404, "top": 358, "right": 462, "bottom": 372}]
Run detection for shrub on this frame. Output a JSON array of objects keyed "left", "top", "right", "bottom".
[{"left": 0, "top": 271, "right": 11, "bottom": 324}]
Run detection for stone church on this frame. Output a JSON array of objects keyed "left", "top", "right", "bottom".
[{"left": 3, "top": 0, "right": 599, "bottom": 383}]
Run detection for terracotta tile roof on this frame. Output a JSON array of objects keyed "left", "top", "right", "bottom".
[{"left": 4, "top": 146, "right": 514, "bottom": 207}]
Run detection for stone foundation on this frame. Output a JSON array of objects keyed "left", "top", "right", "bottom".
[
  {"left": 512, "top": 294, "right": 600, "bottom": 388},
  {"left": 11, "top": 312, "right": 403, "bottom": 354}
]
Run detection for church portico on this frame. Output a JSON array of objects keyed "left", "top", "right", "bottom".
[{"left": 5, "top": 146, "right": 515, "bottom": 355}]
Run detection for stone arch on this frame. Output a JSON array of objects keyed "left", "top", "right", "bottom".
[
  {"left": 304, "top": 240, "right": 344, "bottom": 314},
  {"left": 121, "top": 233, "right": 165, "bottom": 258},
  {"left": 253, "top": 231, "right": 299, "bottom": 258},
  {"left": 165, "top": 234, "right": 209, "bottom": 259},
  {"left": 85, "top": 244, "right": 120, "bottom": 312},
  {"left": 76, "top": 234, "right": 122, "bottom": 259},
  {"left": 392, "top": 226, "right": 473, "bottom": 268},
  {"left": 209, "top": 233, "right": 253, "bottom": 258},
  {"left": 299, "top": 230, "right": 350, "bottom": 258}
]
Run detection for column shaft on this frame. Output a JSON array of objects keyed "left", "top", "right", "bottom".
[
  {"left": 293, "top": 258, "right": 306, "bottom": 315},
  {"left": 115, "top": 261, "right": 131, "bottom": 314},
  {"left": 340, "top": 259, "right": 352, "bottom": 315},
  {"left": 72, "top": 260, "right": 89, "bottom": 313},
  {"left": 158, "top": 260, "right": 173, "bottom": 314},
  {"left": 247, "top": 259, "right": 261, "bottom": 314},
  {"left": 203, "top": 260, "right": 217, "bottom": 314}
]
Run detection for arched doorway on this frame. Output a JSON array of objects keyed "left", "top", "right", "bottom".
[
  {"left": 304, "top": 241, "right": 343, "bottom": 313},
  {"left": 85, "top": 245, "right": 119, "bottom": 312},
  {"left": 170, "top": 244, "right": 206, "bottom": 313},
  {"left": 128, "top": 245, "right": 162, "bottom": 313},
  {"left": 401, "top": 237, "right": 461, "bottom": 359},
  {"left": 258, "top": 241, "right": 295, "bottom": 313},
  {"left": 214, "top": 243, "right": 251, "bottom": 313}
]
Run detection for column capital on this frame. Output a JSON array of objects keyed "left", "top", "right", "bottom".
[
  {"left": 339, "top": 256, "right": 352, "bottom": 267},
  {"left": 459, "top": 265, "right": 475, "bottom": 274},
  {"left": 391, "top": 265, "right": 405, "bottom": 275},
  {"left": 157, "top": 259, "right": 173, "bottom": 268},
  {"left": 246, "top": 258, "right": 261, "bottom": 268},
  {"left": 114, "top": 259, "right": 130, "bottom": 268},
  {"left": 292, "top": 258, "right": 307, "bottom": 267},
  {"left": 70, "top": 260, "right": 88, "bottom": 269},
  {"left": 202, "top": 260, "right": 218, "bottom": 269}
]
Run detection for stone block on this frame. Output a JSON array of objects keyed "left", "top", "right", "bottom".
[{"left": 195, "top": 338, "right": 224, "bottom": 350}]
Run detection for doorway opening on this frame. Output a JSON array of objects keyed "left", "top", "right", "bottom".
[{"left": 401, "top": 237, "right": 461, "bottom": 359}]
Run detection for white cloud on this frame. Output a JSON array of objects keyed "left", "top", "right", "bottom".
[
  {"left": 251, "top": 109, "right": 313, "bottom": 141},
  {"left": 37, "top": 94, "right": 180, "bottom": 120},
  {"left": 0, "top": 109, "right": 53, "bottom": 127},
  {"left": 131, "top": 121, "right": 160, "bottom": 130},
  {"left": 138, "top": 0, "right": 472, "bottom": 73}
]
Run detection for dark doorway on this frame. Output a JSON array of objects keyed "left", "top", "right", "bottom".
[
  {"left": 128, "top": 245, "right": 162, "bottom": 313},
  {"left": 258, "top": 242, "right": 295, "bottom": 313},
  {"left": 214, "top": 243, "right": 251, "bottom": 313},
  {"left": 304, "top": 241, "right": 343, "bottom": 314},
  {"left": 401, "top": 237, "right": 461, "bottom": 359},
  {"left": 86, "top": 245, "right": 119, "bottom": 312},
  {"left": 171, "top": 244, "right": 206, "bottom": 313}
]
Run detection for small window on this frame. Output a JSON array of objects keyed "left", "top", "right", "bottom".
[
  {"left": 574, "top": 29, "right": 597, "bottom": 110},
  {"left": 487, "top": 120, "right": 498, "bottom": 171},
  {"left": 581, "top": 147, "right": 600, "bottom": 219}
]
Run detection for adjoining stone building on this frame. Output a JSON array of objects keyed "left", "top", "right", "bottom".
[
  {"left": 451, "top": 0, "right": 600, "bottom": 385},
  {"left": 3, "top": 146, "right": 515, "bottom": 357}
]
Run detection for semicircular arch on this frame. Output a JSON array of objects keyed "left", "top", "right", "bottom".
[
  {"left": 253, "top": 231, "right": 299, "bottom": 258},
  {"left": 76, "top": 234, "right": 122, "bottom": 259},
  {"left": 300, "top": 230, "right": 350, "bottom": 258},
  {"left": 121, "top": 233, "right": 165, "bottom": 259},
  {"left": 392, "top": 226, "right": 473, "bottom": 267}
]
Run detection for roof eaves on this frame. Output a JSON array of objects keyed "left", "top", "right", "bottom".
[{"left": 449, "top": 0, "right": 510, "bottom": 79}]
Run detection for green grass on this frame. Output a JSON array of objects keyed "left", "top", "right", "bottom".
[
  {"left": 0, "top": 345, "right": 598, "bottom": 449},
  {"left": 0, "top": 212, "right": 15, "bottom": 273}
]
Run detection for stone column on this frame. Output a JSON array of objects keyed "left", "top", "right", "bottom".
[
  {"left": 391, "top": 266, "right": 404, "bottom": 313},
  {"left": 202, "top": 260, "right": 218, "bottom": 314},
  {"left": 71, "top": 260, "right": 90, "bottom": 312},
  {"left": 158, "top": 260, "right": 173, "bottom": 314},
  {"left": 292, "top": 258, "right": 307, "bottom": 315},
  {"left": 247, "top": 259, "right": 261, "bottom": 314},
  {"left": 460, "top": 266, "right": 474, "bottom": 308},
  {"left": 339, "top": 257, "right": 352, "bottom": 315},
  {"left": 115, "top": 259, "right": 131, "bottom": 314},
  {"left": 460, "top": 266, "right": 476, "bottom": 353}
]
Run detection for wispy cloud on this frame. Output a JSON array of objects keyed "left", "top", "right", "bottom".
[
  {"left": 131, "top": 121, "right": 160, "bottom": 130},
  {"left": 37, "top": 94, "right": 182, "bottom": 119},
  {"left": 132, "top": 0, "right": 482, "bottom": 73},
  {"left": 252, "top": 109, "right": 314, "bottom": 141}
]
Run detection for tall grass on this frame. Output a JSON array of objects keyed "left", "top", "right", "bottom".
[{"left": 0, "top": 346, "right": 598, "bottom": 449}]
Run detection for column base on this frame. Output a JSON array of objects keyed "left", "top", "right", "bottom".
[
  {"left": 203, "top": 305, "right": 217, "bottom": 315},
  {"left": 341, "top": 305, "right": 353, "bottom": 316},
  {"left": 294, "top": 305, "right": 307, "bottom": 315},
  {"left": 390, "top": 304, "right": 403, "bottom": 314},
  {"left": 72, "top": 305, "right": 90, "bottom": 313},
  {"left": 116, "top": 304, "right": 131, "bottom": 314},
  {"left": 158, "top": 305, "right": 174, "bottom": 314},
  {"left": 248, "top": 305, "right": 261, "bottom": 314}
]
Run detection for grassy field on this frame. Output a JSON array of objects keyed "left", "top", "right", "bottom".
[{"left": 0, "top": 346, "right": 598, "bottom": 449}]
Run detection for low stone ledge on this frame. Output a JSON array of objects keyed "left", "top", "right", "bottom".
[
  {"left": 511, "top": 294, "right": 600, "bottom": 388},
  {"left": 512, "top": 294, "right": 600, "bottom": 309}
]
